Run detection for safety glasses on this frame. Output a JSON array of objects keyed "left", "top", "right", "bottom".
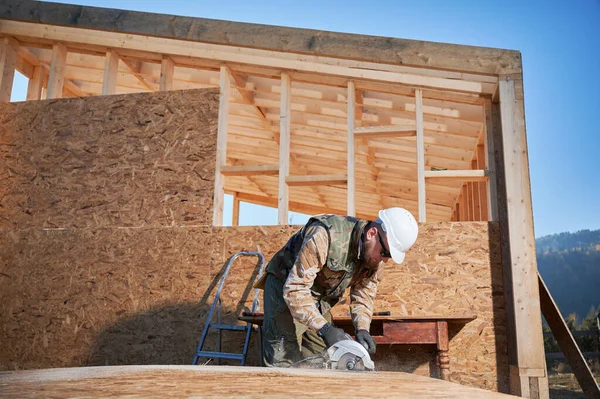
[{"left": 377, "top": 231, "right": 392, "bottom": 259}]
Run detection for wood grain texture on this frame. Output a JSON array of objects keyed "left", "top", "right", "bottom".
[
  {"left": 0, "top": 365, "right": 516, "bottom": 398},
  {"left": 0, "top": 88, "right": 219, "bottom": 228}
]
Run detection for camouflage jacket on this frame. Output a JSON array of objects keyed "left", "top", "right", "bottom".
[{"left": 266, "top": 215, "right": 383, "bottom": 332}]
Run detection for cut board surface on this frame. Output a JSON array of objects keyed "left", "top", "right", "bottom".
[{"left": 0, "top": 365, "right": 515, "bottom": 398}]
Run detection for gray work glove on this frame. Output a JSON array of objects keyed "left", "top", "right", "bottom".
[
  {"left": 318, "top": 322, "right": 347, "bottom": 348},
  {"left": 356, "top": 329, "right": 376, "bottom": 354}
]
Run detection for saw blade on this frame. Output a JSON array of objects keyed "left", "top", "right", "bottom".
[{"left": 335, "top": 352, "right": 366, "bottom": 371}]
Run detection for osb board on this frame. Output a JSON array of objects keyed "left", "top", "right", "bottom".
[
  {"left": 0, "top": 88, "right": 219, "bottom": 229},
  {"left": 0, "top": 365, "right": 517, "bottom": 399},
  {"left": 0, "top": 223, "right": 508, "bottom": 392}
]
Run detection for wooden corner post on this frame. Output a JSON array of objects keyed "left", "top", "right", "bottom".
[
  {"left": 498, "top": 75, "right": 549, "bottom": 399},
  {"left": 212, "top": 65, "right": 230, "bottom": 226}
]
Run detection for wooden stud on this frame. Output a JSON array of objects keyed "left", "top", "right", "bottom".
[
  {"left": 160, "top": 56, "right": 174, "bottom": 91},
  {"left": 347, "top": 81, "right": 356, "bottom": 216},
  {"left": 484, "top": 99, "right": 498, "bottom": 221},
  {"left": 499, "top": 76, "right": 547, "bottom": 398},
  {"left": 415, "top": 89, "right": 426, "bottom": 222},
  {"left": 47, "top": 43, "right": 67, "bottom": 99},
  {"left": 232, "top": 193, "right": 240, "bottom": 226},
  {"left": 471, "top": 161, "right": 481, "bottom": 221},
  {"left": 0, "top": 37, "right": 18, "bottom": 102},
  {"left": 102, "top": 49, "right": 119, "bottom": 95},
  {"left": 26, "top": 64, "right": 43, "bottom": 100},
  {"left": 477, "top": 144, "right": 488, "bottom": 221},
  {"left": 212, "top": 65, "right": 230, "bottom": 226},
  {"left": 278, "top": 72, "right": 291, "bottom": 225}
]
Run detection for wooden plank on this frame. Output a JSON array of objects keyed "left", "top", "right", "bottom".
[
  {"left": 220, "top": 164, "right": 279, "bottom": 176},
  {"left": 0, "top": 36, "right": 18, "bottom": 102},
  {"left": 424, "top": 170, "right": 488, "bottom": 182},
  {"left": 354, "top": 125, "right": 416, "bottom": 138},
  {"left": 484, "top": 99, "right": 498, "bottom": 220},
  {"left": 278, "top": 72, "right": 291, "bottom": 225},
  {"left": 212, "top": 65, "right": 230, "bottom": 226},
  {"left": 25, "top": 64, "right": 43, "bottom": 100},
  {"left": 347, "top": 81, "right": 355, "bottom": 216},
  {"left": 499, "top": 77, "right": 548, "bottom": 398},
  {"left": 0, "top": 2, "right": 522, "bottom": 74},
  {"left": 160, "top": 56, "right": 174, "bottom": 91},
  {"left": 539, "top": 273, "right": 600, "bottom": 397},
  {"left": 0, "top": 364, "right": 518, "bottom": 398},
  {"left": 46, "top": 43, "right": 67, "bottom": 99},
  {"left": 286, "top": 174, "right": 347, "bottom": 187},
  {"left": 0, "top": 21, "right": 496, "bottom": 94},
  {"left": 101, "top": 49, "right": 119, "bottom": 95},
  {"left": 415, "top": 89, "right": 426, "bottom": 222},
  {"left": 232, "top": 192, "right": 240, "bottom": 226}
]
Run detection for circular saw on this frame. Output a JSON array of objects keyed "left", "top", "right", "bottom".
[{"left": 325, "top": 339, "right": 375, "bottom": 371}]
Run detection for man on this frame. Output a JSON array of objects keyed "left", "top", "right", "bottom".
[{"left": 256, "top": 207, "right": 419, "bottom": 367}]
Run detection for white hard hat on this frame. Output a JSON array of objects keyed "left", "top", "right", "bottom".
[{"left": 376, "top": 208, "right": 419, "bottom": 264}]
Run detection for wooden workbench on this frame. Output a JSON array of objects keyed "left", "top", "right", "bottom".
[
  {"left": 238, "top": 314, "right": 476, "bottom": 381},
  {"left": 0, "top": 365, "right": 514, "bottom": 398}
]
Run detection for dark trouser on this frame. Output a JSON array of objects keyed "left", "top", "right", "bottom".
[{"left": 262, "top": 273, "right": 331, "bottom": 367}]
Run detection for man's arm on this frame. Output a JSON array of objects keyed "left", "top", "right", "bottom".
[
  {"left": 282, "top": 224, "right": 330, "bottom": 331},
  {"left": 349, "top": 264, "right": 383, "bottom": 331}
]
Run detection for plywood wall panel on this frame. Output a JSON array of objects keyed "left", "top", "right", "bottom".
[
  {"left": 0, "top": 223, "right": 507, "bottom": 392},
  {"left": 0, "top": 89, "right": 219, "bottom": 229}
]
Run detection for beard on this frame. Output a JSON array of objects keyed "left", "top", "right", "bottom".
[{"left": 362, "top": 238, "right": 382, "bottom": 269}]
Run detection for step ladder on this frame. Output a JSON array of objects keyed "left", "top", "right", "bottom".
[{"left": 192, "top": 251, "right": 265, "bottom": 366}]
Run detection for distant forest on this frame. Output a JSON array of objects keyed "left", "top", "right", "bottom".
[{"left": 536, "top": 229, "right": 600, "bottom": 322}]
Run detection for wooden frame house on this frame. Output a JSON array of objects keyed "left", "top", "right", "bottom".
[{"left": 0, "top": 1, "right": 553, "bottom": 397}]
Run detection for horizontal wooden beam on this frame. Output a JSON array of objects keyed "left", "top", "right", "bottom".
[
  {"left": 220, "top": 164, "right": 279, "bottom": 176},
  {"left": 0, "top": 1, "right": 521, "bottom": 74},
  {"left": 354, "top": 125, "right": 416, "bottom": 138},
  {"left": 286, "top": 174, "right": 347, "bottom": 186},
  {"left": 0, "top": 21, "right": 493, "bottom": 94},
  {"left": 424, "top": 170, "right": 488, "bottom": 182}
]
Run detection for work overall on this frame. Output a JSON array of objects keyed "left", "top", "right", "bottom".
[{"left": 261, "top": 215, "right": 368, "bottom": 367}]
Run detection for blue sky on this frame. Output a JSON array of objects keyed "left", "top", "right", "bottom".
[{"left": 10, "top": 0, "right": 600, "bottom": 237}]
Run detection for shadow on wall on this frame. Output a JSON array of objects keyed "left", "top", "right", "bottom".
[
  {"left": 85, "top": 302, "right": 261, "bottom": 367},
  {"left": 86, "top": 256, "right": 264, "bottom": 367}
]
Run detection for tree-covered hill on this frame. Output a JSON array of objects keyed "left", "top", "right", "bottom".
[{"left": 536, "top": 229, "right": 600, "bottom": 321}]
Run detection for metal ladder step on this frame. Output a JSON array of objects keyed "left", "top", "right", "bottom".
[
  {"left": 195, "top": 351, "right": 245, "bottom": 361},
  {"left": 209, "top": 323, "right": 247, "bottom": 331}
]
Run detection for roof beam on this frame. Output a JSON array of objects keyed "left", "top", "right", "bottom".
[
  {"left": 0, "top": 21, "right": 494, "bottom": 94},
  {"left": 0, "top": 2, "right": 520, "bottom": 74}
]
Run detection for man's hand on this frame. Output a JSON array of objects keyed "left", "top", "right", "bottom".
[
  {"left": 356, "top": 330, "right": 376, "bottom": 354},
  {"left": 318, "top": 323, "right": 347, "bottom": 348}
]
